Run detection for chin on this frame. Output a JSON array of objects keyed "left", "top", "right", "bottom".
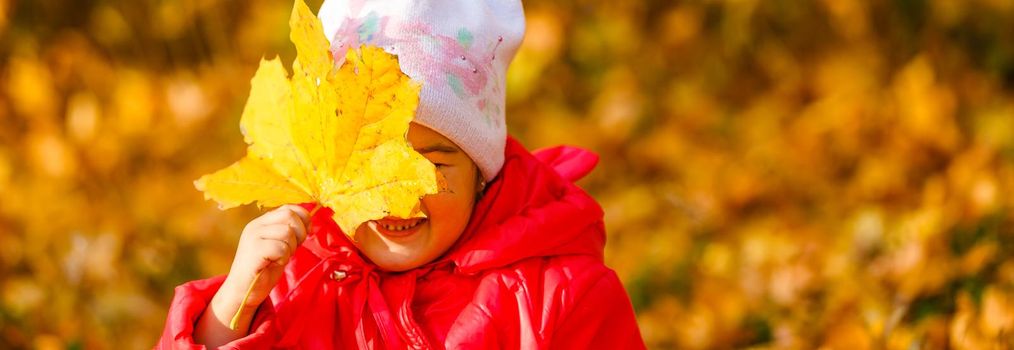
[
  {"left": 374, "top": 259, "right": 421, "bottom": 272},
  {"left": 367, "top": 250, "right": 425, "bottom": 272}
]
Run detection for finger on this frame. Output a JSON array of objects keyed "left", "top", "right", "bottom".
[
  {"left": 258, "top": 223, "right": 296, "bottom": 244},
  {"left": 258, "top": 237, "right": 293, "bottom": 267},
  {"left": 257, "top": 224, "right": 298, "bottom": 260},
  {"left": 249, "top": 206, "right": 295, "bottom": 227},
  {"left": 276, "top": 207, "right": 308, "bottom": 243},
  {"left": 282, "top": 204, "right": 311, "bottom": 227},
  {"left": 282, "top": 226, "right": 299, "bottom": 257},
  {"left": 287, "top": 215, "right": 308, "bottom": 246}
]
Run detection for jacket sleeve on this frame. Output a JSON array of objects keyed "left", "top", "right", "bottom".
[
  {"left": 155, "top": 276, "right": 279, "bottom": 349},
  {"left": 551, "top": 270, "right": 646, "bottom": 350}
]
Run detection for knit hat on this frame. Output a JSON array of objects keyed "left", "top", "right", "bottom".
[{"left": 318, "top": 0, "right": 526, "bottom": 181}]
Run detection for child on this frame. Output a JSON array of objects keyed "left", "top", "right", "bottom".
[{"left": 158, "top": 0, "right": 645, "bottom": 348}]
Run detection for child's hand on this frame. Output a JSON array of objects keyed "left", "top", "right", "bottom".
[
  {"left": 223, "top": 204, "right": 310, "bottom": 307},
  {"left": 196, "top": 204, "right": 310, "bottom": 345}
]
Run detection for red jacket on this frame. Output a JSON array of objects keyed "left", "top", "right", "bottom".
[{"left": 157, "top": 137, "right": 645, "bottom": 349}]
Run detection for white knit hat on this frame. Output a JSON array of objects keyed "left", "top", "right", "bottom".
[{"left": 318, "top": 0, "right": 526, "bottom": 181}]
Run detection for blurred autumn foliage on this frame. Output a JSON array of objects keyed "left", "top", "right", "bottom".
[{"left": 2, "top": 0, "right": 1014, "bottom": 348}]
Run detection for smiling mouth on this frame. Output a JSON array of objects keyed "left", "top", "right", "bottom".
[{"left": 371, "top": 217, "right": 426, "bottom": 236}]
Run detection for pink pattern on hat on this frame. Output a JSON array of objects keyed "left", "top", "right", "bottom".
[{"left": 328, "top": 13, "right": 504, "bottom": 126}]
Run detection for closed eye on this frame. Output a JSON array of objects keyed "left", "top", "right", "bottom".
[{"left": 416, "top": 143, "right": 459, "bottom": 155}]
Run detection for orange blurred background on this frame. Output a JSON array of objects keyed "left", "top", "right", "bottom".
[{"left": 2, "top": 0, "right": 1013, "bottom": 348}]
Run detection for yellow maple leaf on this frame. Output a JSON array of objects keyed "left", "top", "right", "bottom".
[{"left": 194, "top": 0, "right": 438, "bottom": 236}]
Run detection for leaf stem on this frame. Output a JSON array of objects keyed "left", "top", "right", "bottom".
[{"left": 229, "top": 270, "right": 262, "bottom": 330}]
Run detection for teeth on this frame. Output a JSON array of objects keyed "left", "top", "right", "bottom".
[{"left": 379, "top": 221, "right": 419, "bottom": 232}]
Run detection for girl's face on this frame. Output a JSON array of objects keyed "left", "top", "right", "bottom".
[{"left": 352, "top": 123, "right": 480, "bottom": 271}]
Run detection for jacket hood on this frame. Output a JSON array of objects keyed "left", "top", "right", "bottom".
[
  {"left": 445, "top": 137, "right": 605, "bottom": 273},
  {"left": 303, "top": 136, "right": 605, "bottom": 273}
]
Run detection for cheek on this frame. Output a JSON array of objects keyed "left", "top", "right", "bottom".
[
  {"left": 423, "top": 191, "right": 472, "bottom": 233},
  {"left": 441, "top": 166, "right": 478, "bottom": 201},
  {"left": 423, "top": 174, "right": 476, "bottom": 240}
]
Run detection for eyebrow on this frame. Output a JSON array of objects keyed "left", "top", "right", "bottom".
[{"left": 415, "top": 143, "right": 459, "bottom": 154}]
